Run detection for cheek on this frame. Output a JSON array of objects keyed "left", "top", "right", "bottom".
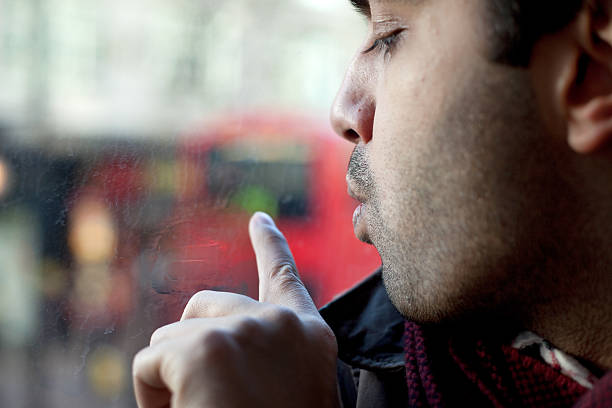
[
  {"left": 366, "top": 0, "right": 484, "bottom": 233},
  {"left": 369, "top": 56, "right": 451, "bottom": 217}
]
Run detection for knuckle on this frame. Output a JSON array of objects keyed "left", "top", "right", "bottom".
[
  {"left": 189, "top": 289, "right": 215, "bottom": 306},
  {"left": 194, "top": 329, "right": 236, "bottom": 361},
  {"left": 269, "top": 262, "right": 300, "bottom": 286},
  {"left": 149, "top": 322, "right": 179, "bottom": 345},
  {"left": 273, "top": 262, "right": 298, "bottom": 277},
  {"left": 132, "top": 349, "right": 146, "bottom": 376},
  {"left": 183, "top": 290, "right": 215, "bottom": 317},
  {"left": 234, "top": 316, "right": 262, "bottom": 339},
  {"left": 267, "top": 306, "right": 301, "bottom": 330},
  {"left": 149, "top": 326, "right": 166, "bottom": 345}
]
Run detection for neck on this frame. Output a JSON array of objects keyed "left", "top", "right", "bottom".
[{"left": 525, "top": 267, "right": 612, "bottom": 372}]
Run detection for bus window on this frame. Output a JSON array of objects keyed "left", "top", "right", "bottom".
[{"left": 206, "top": 141, "right": 310, "bottom": 217}]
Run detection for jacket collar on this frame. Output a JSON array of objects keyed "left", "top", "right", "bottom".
[{"left": 319, "top": 269, "right": 406, "bottom": 372}]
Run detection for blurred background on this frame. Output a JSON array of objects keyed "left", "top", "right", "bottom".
[{"left": 0, "top": 0, "right": 381, "bottom": 406}]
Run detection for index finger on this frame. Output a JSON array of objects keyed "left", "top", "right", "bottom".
[{"left": 248, "top": 212, "right": 318, "bottom": 316}]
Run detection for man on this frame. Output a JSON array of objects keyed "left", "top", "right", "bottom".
[{"left": 132, "top": 0, "right": 612, "bottom": 406}]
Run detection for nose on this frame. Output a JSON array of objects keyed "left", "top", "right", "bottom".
[{"left": 330, "top": 56, "right": 375, "bottom": 145}]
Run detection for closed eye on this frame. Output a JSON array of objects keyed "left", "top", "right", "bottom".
[{"left": 362, "top": 30, "right": 403, "bottom": 56}]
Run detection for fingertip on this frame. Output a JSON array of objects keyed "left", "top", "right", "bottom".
[
  {"left": 249, "top": 212, "right": 275, "bottom": 233},
  {"left": 252, "top": 211, "right": 274, "bottom": 224}
]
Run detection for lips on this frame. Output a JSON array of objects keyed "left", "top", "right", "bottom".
[
  {"left": 346, "top": 175, "right": 371, "bottom": 244},
  {"left": 352, "top": 203, "right": 364, "bottom": 227},
  {"left": 346, "top": 175, "right": 366, "bottom": 204}
]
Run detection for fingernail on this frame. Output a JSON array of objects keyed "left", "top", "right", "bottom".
[{"left": 252, "top": 211, "right": 274, "bottom": 226}]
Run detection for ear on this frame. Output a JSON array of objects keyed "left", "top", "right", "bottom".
[{"left": 565, "top": 0, "right": 612, "bottom": 154}]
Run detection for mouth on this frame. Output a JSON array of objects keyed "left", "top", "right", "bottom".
[
  {"left": 346, "top": 173, "right": 366, "bottom": 202},
  {"left": 346, "top": 176, "right": 372, "bottom": 244}
]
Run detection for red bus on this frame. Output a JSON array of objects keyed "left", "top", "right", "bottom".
[
  {"left": 65, "top": 113, "right": 381, "bottom": 327},
  {"left": 154, "top": 113, "right": 381, "bottom": 311}
]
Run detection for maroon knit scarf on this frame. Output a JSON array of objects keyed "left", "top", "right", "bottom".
[{"left": 404, "top": 320, "right": 612, "bottom": 407}]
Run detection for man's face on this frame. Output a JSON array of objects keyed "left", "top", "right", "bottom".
[{"left": 332, "top": 0, "right": 574, "bottom": 323}]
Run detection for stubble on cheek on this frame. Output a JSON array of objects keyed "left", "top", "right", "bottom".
[
  {"left": 347, "top": 141, "right": 410, "bottom": 272},
  {"left": 369, "top": 60, "right": 561, "bottom": 324},
  {"left": 362, "top": 135, "right": 430, "bottom": 314}
]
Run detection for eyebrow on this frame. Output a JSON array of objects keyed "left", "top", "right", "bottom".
[{"left": 350, "top": 0, "right": 371, "bottom": 18}]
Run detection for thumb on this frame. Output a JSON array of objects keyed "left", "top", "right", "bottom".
[{"left": 248, "top": 212, "right": 318, "bottom": 316}]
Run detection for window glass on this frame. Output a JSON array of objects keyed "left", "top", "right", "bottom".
[{"left": 0, "top": 1, "right": 380, "bottom": 407}]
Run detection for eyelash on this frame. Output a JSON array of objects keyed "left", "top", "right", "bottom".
[{"left": 362, "top": 31, "right": 403, "bottom": 56}]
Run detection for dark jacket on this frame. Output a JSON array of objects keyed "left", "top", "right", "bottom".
[
  {"left": 320, "top": 270, "right": 612, "bottom": 408},
  {"left": 320, "top": 270, "right": 409, "bottom": 407}
]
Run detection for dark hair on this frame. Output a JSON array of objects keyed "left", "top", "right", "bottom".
[{"left": 487, "top": 0, "right": 584, "bottom": 66}]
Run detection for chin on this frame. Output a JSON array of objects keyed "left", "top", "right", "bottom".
[
  {"left": 379, "top": 263, "right": 441, "bottom": 323},
  {"left": 380, "top": 262, "right": 516, "bottom": 327}
]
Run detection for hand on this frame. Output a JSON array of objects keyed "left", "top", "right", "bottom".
[{"left": 132, "top": 212, "right": 339, "bottom": 408}]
